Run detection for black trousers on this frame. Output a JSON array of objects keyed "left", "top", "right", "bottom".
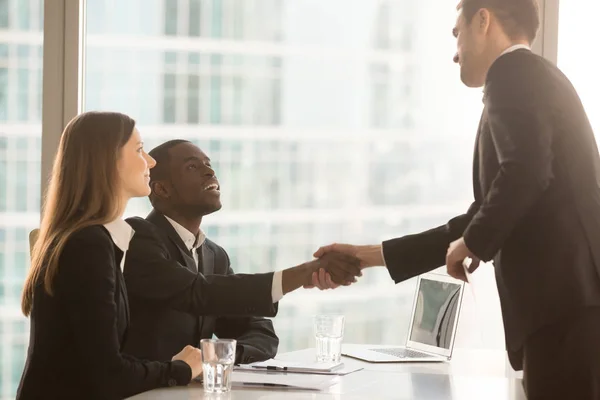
[{"left": 521, "top": 307, "right": 600, "bottom": 399}]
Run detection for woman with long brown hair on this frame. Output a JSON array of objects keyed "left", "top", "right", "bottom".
[{"left": 17, "top": 111, "right": 202, "bottom": 399}]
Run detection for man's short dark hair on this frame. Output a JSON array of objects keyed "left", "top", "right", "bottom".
[
  {"left": 459, "top": 0, "right": 540, "bottom": 44},
  {"left": 148, "top": 139, "right": 190, "bottom": 205}
]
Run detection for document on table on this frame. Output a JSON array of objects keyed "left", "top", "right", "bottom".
[
  {"left": 232, "top": 371, "right": 340, "bottom": 391},
  {"left": 236, "top": 359, "right": 363, "bottom": 375},
  {"left": 245, "top": 359, "right": 341, "bottom": 372}
]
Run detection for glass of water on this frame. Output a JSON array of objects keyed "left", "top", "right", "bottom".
[
  {"left": 314, "top": 315, "right": 345, "bottom": 363},
  {"left": 200, "top": 339, "right": 236, "bottom": 393}
]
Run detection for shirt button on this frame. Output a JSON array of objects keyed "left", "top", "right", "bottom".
[{"left": 168, "top": 378, "right": 177, "bottom": 387}]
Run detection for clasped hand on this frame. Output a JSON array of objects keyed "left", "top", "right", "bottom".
[
  {"left": 304, "top": 243, "right": 383, "bottom": 290},
  {"left": 304, "top": 251, "right": 362, "bottom": 290},
  {"left": 306, "top": 238, "right": 483, "bottom": 289}
]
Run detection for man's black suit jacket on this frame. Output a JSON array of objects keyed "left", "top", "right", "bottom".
[
  {"left": 17, "top": 226, "right": 191, "bottom": 400},
  {"left": 380, "top": 50, "right": 600, "bottom": 369},
  {"left": 123, "top": 210, "right": 279, "bottom": 364}
]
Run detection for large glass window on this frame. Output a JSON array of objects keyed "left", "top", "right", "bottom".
[
  {"left": 83, "top": 0, "right": 492, "bottom": 353},
  {"left": 0, "top": 0, "right": 43, "bottom": 398},
  {"left": 558, "top": 2, "right": 600, "bottom": 136}
]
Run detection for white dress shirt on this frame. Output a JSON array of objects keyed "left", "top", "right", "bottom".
[
  {"left": 164, "top": 215, "right": 206, "bottom": 267},
  {"left": 164, "top": 215, "right": 284, "bottom": 303},
  {"left": 103, "top": 218, "right": 134, "bottom": 272},
  {"left": 499, "top": 43, "right": 531, "bottom": 57}
]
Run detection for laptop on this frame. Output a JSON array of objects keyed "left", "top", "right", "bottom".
[{"left": 342, "top": 272, "right": 465, "bottom": 363}]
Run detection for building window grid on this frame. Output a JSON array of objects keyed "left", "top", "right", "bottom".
[
  {"left": 0, "top": 229, "right": 31, "bottom": 397},
  {"left": 165, "top": 61, "right": 281, "bottom": 81},
  {"left": 1, "top": 138, "right": 39, "bottom": 211},
  {"left": 0, "top": 3, "right": 42, "bottom": 395},
  {"left": 161, "top": 52, "right": 281, "bottom": 125},
  {"left": 3, "top": 228, "right": 28, "bottom": 301},
  {"left": 199, "top": 0, "right": 212, "bottom": 37},
  {"left": 188, "top": 0, "right": 201, "bottom": 37},
  {"left": 164, "top": 0, "right": 178, "bottom": 36},
  {"left": 160, "top": 0, "right": 282, "bottom": 41},
  {"left": 174, "top": 51, "right": 187, "bottom": 123},
  {"left": 0, "top": 44, "right": 42, "bottom": 123}
]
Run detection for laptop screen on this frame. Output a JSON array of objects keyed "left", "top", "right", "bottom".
[{"left": 408, "top": 277, "right": 462, "bottom": 350}]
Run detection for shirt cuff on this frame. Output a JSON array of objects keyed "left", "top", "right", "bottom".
[
  {"left": 271, "top": 270, "right": 284, "bottom": 303},
  {"left": 380, "top": 243, "right": 387, "bottom": 266}
]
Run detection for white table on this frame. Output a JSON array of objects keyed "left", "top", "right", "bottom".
[
  {"left": 281, "top": 344, "right": 511, "bottom": 377},
  {"left": 128, "top": 346, "right": 526, "bottom": 399}
]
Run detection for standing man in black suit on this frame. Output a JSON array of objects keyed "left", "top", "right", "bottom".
[
  {"left": 123, "top": 140, "right": 361, "bottom": 365},
  {"left": 314, "top": 0, "right": 600, "bottom": 397}
]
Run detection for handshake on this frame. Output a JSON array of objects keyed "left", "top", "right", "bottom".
[{"left": 281, "top": 243, "right": 386, "bottom": 294}]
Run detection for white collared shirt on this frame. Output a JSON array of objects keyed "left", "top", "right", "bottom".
[
  {"left": 103, "top": 218, "right": 134, "bottom": 272},
  {"left": 500, "top": 44, "right": 531, "bottom": 57},
  {"left": 164, "top": 215, "right": 206, "bottom": 267},
  {"left": 164, "top": 215, "right": 284, "bottom": 303}
]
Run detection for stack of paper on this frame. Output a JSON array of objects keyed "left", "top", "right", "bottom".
[
  {"left": 250, "top": 359, "right": 342, "bottom": 372},
  {"left": 232, "top": 371, "right": 339, "bottom": 391},
  {"left": 236, "top": 359, "right": 363, "bottom": 376}
]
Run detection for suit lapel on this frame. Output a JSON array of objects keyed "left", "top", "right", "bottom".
[
  {"left": 198, "top": 244, "right": 214, "bottom": 275},
  {"left": 179, "top": 247, "right": 198, "bottom": 273},
  {"left": 147, "top": 210, "right": 198, "bottom": 272},
  {"left": 197, "top": 244, "right": 214, "bottom": 340},
  {"left": 472, "top": 111, "right": 487, "bottom": 203},
  {"left": 114, "top": 247, "right": 130, "bottom": 325}
]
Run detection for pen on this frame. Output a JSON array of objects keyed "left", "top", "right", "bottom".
[
  {"left": 263, "top": 366, "right": 288, "bottom": 371},
  {"left": 242, "top": 382, "right": 291, "bottom": 388}
]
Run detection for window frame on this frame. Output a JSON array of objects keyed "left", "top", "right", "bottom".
[{"left": 40, "top": 0, "right": 84, "bottom": 197}]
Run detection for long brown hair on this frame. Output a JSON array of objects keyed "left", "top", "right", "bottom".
[{"left": 22, "top": 111, "right": 136, "bottom": 316}]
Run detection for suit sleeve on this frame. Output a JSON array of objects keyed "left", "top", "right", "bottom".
[
  {"left": 463, "top": 92, "right": 553, "bottom": 261},
  {"left": 382, "top": 201, "right": 479, "bottom": 283},
  {"left": 212, "top": 251, "right": 279, "bottom": 364},
  {"left": 124, "top": 219, "right": 278, "bottom": 317},
  {"left": 58, "top": 231, "right": 191, "bottom": 399}
]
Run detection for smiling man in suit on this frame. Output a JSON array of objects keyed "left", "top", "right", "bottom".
[
  {"left": 313, "top": 0, "right": 600, "bottom": 398},
  {"left": 122, "top": 140, "right": 361, "bottom": 365}
]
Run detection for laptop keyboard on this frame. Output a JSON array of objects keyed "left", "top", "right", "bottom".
[{"left": 370, "top": 348, "right": 437, "bottom": 359}]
